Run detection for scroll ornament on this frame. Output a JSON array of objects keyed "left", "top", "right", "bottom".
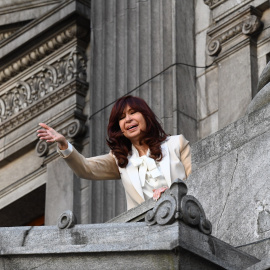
[
  {"left": 207, "top": 15, "right": 262, "bottom": 56},
  {"left": 145, "top": 179, "right": 212, "bottom": 235}
]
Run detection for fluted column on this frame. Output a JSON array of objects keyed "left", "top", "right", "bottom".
[{"left": 88, "top": 0, "right": 196, "bottom": 223}]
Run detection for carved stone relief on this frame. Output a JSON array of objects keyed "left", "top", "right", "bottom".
[
  {"left": 0, "top": 29, "right": 17, "bottom": 42},
  {"left": 145, "top": 179, "right": 212, "bottom": 235},
  {"left": 0, "top": 24, "right": 88, "bottom": 85},
  {"left": 207, "top": 10, "right": 262, "bottom": 57},
  {"left": 0, "top": 48, "right": 88, "bottom": 138}
]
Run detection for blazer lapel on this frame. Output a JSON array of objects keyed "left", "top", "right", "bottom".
[
  {"left": 126, "top": 153, "right": 144, "bottom": 200},
  {"left": 159, "top": 141, "right": 171, "bottom": 187}
]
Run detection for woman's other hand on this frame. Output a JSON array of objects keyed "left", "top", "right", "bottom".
[
  {"left": 37, "top": 123, "right": 68, "bottom": 150},
  {"left": 152, "top": 186, "right": 169, "bottom": 201}
]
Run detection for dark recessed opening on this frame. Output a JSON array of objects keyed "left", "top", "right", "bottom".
[{"left": 0, "top": 184, "right": 46, "bottom": 227}]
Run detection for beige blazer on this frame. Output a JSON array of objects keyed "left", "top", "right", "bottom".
[{"left": 63, "top": 135, "right": 191, "bottom": 210}]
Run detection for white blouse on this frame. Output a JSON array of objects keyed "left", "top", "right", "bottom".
[{"left": 130, "top": 145, "right": 168, "bottom": 200}]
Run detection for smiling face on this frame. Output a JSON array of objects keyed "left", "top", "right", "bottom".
[{"left": 119, "top": 105, "right": 147, "bottom": 145}]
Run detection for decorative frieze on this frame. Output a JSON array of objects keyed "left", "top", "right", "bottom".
[
  {"left": 0, "top": 48, "right": 88, "bottom": 138},
  {"left": 0, "top": 79, "right": 87, "bottom": 138},
  {"left": 0, "top": 48, "right": 86, "bottom": 122},
  {"left": 207, "top": 8, "right": 262, "bottom": 57},
  {"left": 0, "top": 24, "right": 88, "bottom": 84},
  {"left": 204, "top": 0, "right": 228, "bottom": 9},
  {"left": 0, "top": 30, "right": 17, "bottom": 42}
]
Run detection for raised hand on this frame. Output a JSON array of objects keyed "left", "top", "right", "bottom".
[{"left": 37, "top": 123, "right": 68, "bottom": 150}]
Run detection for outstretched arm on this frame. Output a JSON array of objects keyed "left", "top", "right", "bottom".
[{"left": 37, "top": 123, "right": 120, "bottom": 180}]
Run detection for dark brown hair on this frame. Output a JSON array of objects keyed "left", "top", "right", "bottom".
[{"left": 107, "top": 95, "right": 168, "bottom": 168}]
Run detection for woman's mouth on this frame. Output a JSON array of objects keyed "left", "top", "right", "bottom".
[{"left": 127, "top": 125, "right": 138, "bottom": 131}]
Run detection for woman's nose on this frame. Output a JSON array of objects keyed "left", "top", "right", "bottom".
[{"left": 125, "top": 114, "right": 131, "bottom": 121}]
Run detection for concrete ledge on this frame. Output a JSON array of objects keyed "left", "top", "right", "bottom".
[{"left": 0, "top": 221, "right": 259, "bottom": 270}]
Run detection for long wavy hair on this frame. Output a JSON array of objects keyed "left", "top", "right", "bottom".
[{"left": 107, "top": 95, "right": 168, "bottom": 168}]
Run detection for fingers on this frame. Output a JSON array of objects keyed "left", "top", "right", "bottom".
[
  {"left": 37, "top": 123, "right": 67, "bottom": 148},
  {"left": 37, "top": 123, "right": 55, "bottom": 142},
  {"left": 39, "top": 123, "right": 50, "bottom": 130},
  {"left": 152, "top": 186, "right": 169, "bottom": 201}
]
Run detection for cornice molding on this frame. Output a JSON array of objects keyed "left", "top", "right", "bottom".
[
  {"left": 204, "top": 0, "right": 228, "bottom": 9},
  {"left": 0, "top": 30, "right": 17, "bottom": 42},
  {"left": 0, "top": 0, "right": 62, "bottom": 15},
  {"left": 0, "top": 23, "right": 88, "bottom": 85},
  {"left": 206, "top": 7, "right": 263, "bottom": 57},
  {"left": 0, "top": 48, "right": 88, "bottom": 138}
]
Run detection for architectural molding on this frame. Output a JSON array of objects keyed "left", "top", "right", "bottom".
[
  {"left": 0, "top": 24, "right": 88, "bottom": 84},
  {"left": 0, "top": 48, "right": 87, "bottom": 136},
  {"left": 204, "top": 0, "right": 228, "bottom": 9},
  {"left": 0, "top": 78, "right": 87, "bottom": 138},
  {"left": 0, "top": 29, "right": 17, "bottom": 42},
  {"left": 206, "top": 7, "right": 262, "bottom": 57},
  {"left": 145, "top": 179, "right": 212, "bottom": 235},
  {"left": 0, "top": 0, "right": 62, "bottom": 15}
]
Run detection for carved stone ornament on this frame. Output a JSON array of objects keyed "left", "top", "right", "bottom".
[
  {"left": 36, "top": 140, "right": 50, "bottom": 157},
  {"left": 0, "top": 29, "right": 17, "bottom": 42},
  {"left": 0, "top": 24, "right": 88, "bottom": 84},
  {"left": 0, "top": 48, "right": 88, "bottom": 138},
  {"left": 242, "top": 15, "right": 262, "bottom": 35},
  {"left": 207, "top": 14, "right": 262, "bottom": 56},
  {"left": 204, "top": 0, "right": 227, "bottom": 9},
  {"left": 145, "top": 179, "right": 212, "bottom": 235},
  {"left": 60, "top": 119, "right": 86, "bottom": 139},
  {"left": 57, "top": 210, "right": 77, "bottom": 229}
]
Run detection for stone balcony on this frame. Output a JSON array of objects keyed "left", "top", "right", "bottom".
[{"left": 0, "top": 180, "right": 261, "bottom": 270}]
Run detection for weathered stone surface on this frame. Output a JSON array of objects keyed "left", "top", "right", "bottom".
[
  {"left": 239, "top": 238, "right": 270, "bottom": 261},
  {"left": 247, "top": 61, "right": 270, "bottom": 114},
  {"left": 188, "top": 100, "right": 270, "bottom": 256},
  {"left": 0, "top": 179, "right": 260, "bottom": 269},
  {"left": 245, "top": 257, "right": 270, "bottom": 270},
  {"left": 0, "top": 220, "right": 259, "bottom": 270}
]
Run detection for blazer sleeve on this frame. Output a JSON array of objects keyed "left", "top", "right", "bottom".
[
  {"left": 62, "top": 147, "right": 121, "bottom": 180},
  {"left": 179, "top": 135, "right": 192, "bottom": 178}
]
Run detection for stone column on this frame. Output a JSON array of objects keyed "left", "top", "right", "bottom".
[{"left": 89, "top": 0, "right": 196, "bottom": 223}]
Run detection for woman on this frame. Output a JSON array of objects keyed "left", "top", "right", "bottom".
[{"left": 37, "top": 95, "right": 191, "bottom": 210}]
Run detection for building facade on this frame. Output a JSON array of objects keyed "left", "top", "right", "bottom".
[{"left": 0, "top": 0, "right": 270, "bottom": 228}]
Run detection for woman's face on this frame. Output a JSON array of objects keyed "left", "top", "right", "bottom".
[{"left": 119, "top": 105, "right": 147, "bottom": 144}]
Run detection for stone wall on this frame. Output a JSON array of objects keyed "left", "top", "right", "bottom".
[
  {"left": 188, "top": 93, "right": 270, "bottom": 259},
  {"left": 197, "top": 0, "right": 270, "bottom": 139}
]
